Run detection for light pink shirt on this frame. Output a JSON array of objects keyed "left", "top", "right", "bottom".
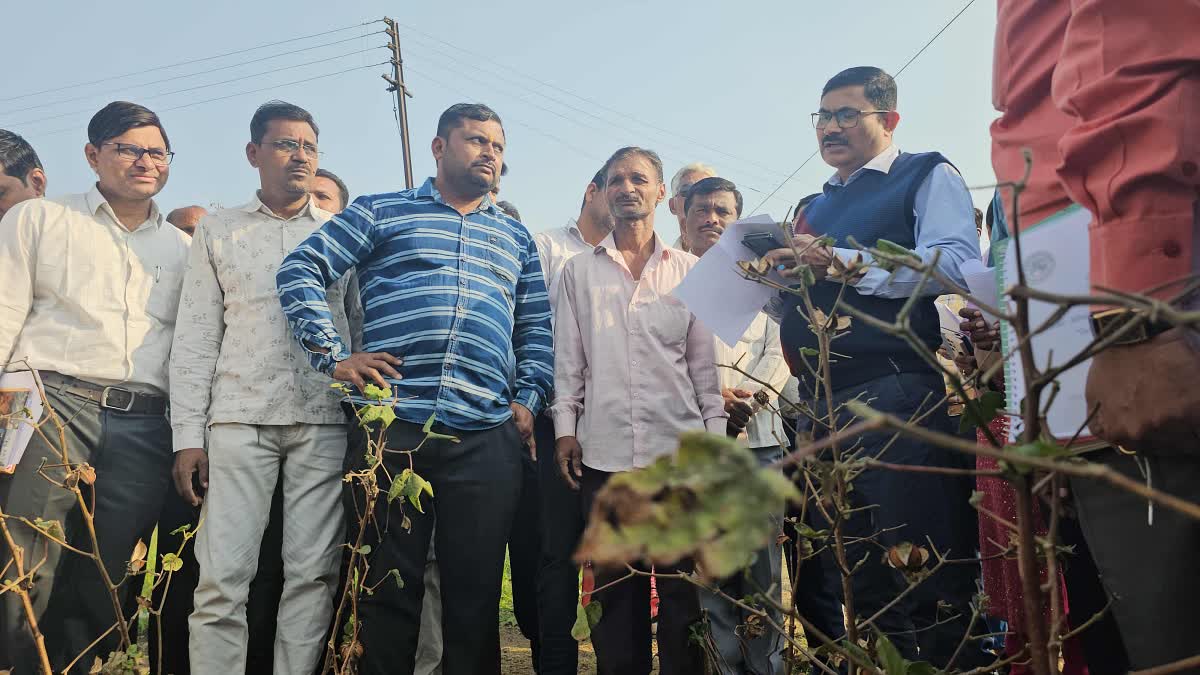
[{"left": 550, "top": 231, "right": 726, "bottom": 472}]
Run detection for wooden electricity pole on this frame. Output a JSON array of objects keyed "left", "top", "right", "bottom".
[{"left": 383, "top": 16, "right": 414, "bottom": 189}]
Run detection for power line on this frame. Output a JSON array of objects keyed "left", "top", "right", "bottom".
[
  {"left": 32, "top": 63, "right": 388, "bottom": 139},
  {"left": 746, "top": 0, "right": 980, "bottom": 215},
  {"left": 393, "top": 22, "right": 795, "bottom": 184},
  {"left": 404, "top": 57, "right": 770, "bottom": 195},
  {"left": 400, "top": 37, "right": 788, "bottom": 187},
  {"left": 0, "top": 20, "right": 383, "bottom": 104},
  {"left": 0, "top": 32, "right": 386, "bottom": 117},
  {"left": 5, "top": 47, "right": 387, "bottom": 128}
]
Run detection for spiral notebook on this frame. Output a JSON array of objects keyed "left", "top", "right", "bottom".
[{"left": 993, "top": 204, "right": 1101, "bottom": 448}]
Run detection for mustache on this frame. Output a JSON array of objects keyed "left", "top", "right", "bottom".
[{"left": 822, "top": 134, "right": 849, "bottom": 144}]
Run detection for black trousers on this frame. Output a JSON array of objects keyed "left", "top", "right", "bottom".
[
  {"left": 534, "top": 414, "right": 584, "bottom": 675},
  {"left": 149, "top": 488, "right": 201, "bottom": 675},
  {"left": 581, "top": 466, "right": 704, "bottom": 675},
  {"left": 346, "top": 416, "right": 523, "bottom": 675},
  {"left": 508, "top": 445, "right": 542, "bottom": 671},
  {"left": 800, "top": 372, "right": 986, "bottom": 668},
  {"left": 0, "top": 385, "right": 173, "bottom": 671},
  {"left": 1070, "top": 448, "right": 1200, "bottom": 672}
]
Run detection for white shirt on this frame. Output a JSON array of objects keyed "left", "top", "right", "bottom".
[
  {"left": 0, "top": 186, "right": 189, "bottom": 394},
  {"left": 715, "top": 313, "right": 791, "bottom": 448},
  {"left": 169, "top": 195, "right": 358, "bottom": 450},
  {"left": 550, "top": 232, "right": 726, "bottom": 472},
  {"left": 825, "top": 144, "right": 981, "bottom": 298},
  {"left": 533, "top": 220, "right": 593, "bottom": 318}
]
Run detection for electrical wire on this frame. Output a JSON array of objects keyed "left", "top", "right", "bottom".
[
  {"left": 0, "top": 20, "right": 383, "bottom": 103},
  {"left": 5, "top": 46, "right": 387, "bottom": 128},
  {"left": 0, "top": 31, "right": 386, "bottom": 117},
  {"left": 745, "top": 0, "right": 980, "bottom": 215},
  {"left": 31, "top": 62, "right": 388, "bottom": 139},
  {"left": 393, "top": 22, "right": 796, "bottom": 184}
]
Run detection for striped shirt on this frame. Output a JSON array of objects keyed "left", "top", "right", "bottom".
[{"left": 276, "top": 177, "right": 553, "bottom": 430}]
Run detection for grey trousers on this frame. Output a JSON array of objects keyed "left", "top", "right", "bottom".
[
  {"left": 700, "top": 446, "right": 786, "bottom": 675},
  {"left": 0, "top": 385, "right": 173, "bottom": 670},
  {"left": 188, "top": 422, "right": 346, "bottom": 675},
  {"left": 414, "top": 527, "right": 443, "bottom": 675}
]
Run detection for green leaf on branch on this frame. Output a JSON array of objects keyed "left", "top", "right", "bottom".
[
  {"left": 33, "top": 517, "right": 64, "bottom": 541},
  {"left": 571, "top": 600, "right": 603, "bottom": 641},
  {"left": 362, "top": 384, "right": 390, "bottom": 401},
  {"left": 573, "top": 432, "right": 801, "bottom": 581},
  {"left": 968, "top": 490, "right": 985, "bottom": 507},
  {"left": 798, "top": 347, "right": 819, "bottom": 357},
  {"left": 392, "top": 468, "right": 434, "bottom": 513},
  {"left": 958, "top": 390, "right": 1006, "bottom": 434},
  {"left": 876, "top": 634, "right": 906, "bottom": 675},
  {"left": 387, "top": 470, "right": 409, "bottom": 503},
  {"left": 160, "top": 553, "right": 183, "bottom": 572},
  {"left": 1000, "top": 439, "right": 1070, "bottom": 475},
  {"left": 359, "top": 404, "right": 396, "bottom": 429},
  {"left": 874, "top": 238, "right": 922, "bottom": 271},
  {"left": 356, "top": 545, "right": 372, "bottom": 555},
  {"left": 386, "top": 568, "right": 404, "bottom": 589}
]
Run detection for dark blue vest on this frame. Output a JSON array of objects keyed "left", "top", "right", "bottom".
[{"left": 780, "top": 151, "right": 949, "bottom": 389}]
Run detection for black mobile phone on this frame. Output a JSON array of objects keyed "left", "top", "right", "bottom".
[{"left": 741, "top": 232, "right": 786, "bottom": 258}]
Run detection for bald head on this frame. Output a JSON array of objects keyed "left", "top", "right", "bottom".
[{"left": 167, "top": 205, "right": 208, "bottom": 235}]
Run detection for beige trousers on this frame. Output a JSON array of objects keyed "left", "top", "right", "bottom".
[{"left": 189, "top": 423, "right": 345, "bottom": 675}]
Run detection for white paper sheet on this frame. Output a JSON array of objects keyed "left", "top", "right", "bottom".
[
  {"left": 1, "top": 371, "right": 44, "bottom": 473},
  {"left": 672, "top": 215, "right": 788, "bottom": 346},
  {"left": 995, "top": 205, "right": 1095, "bottom": 443}
]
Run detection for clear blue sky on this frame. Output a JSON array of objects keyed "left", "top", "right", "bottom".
[{"left": 2, "top": 0, "right": 997, "bottom": 242}]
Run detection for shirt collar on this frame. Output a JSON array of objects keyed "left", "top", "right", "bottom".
[
  {"left": 826, "top": 144, "right": 901, "bottom": 188},
  {"left": 85, "top": 183, "right": 163, "bottom": 231},
  {"left": 239, "top": 191, "right": 325, "bottom": 220},
  {"left": 564, "top": 218, "right": 587, "bottom": 244},
  {"left": 594, "top": 230, "right": 672, "bottom": 262},
  {"left": 418, "top": 177, "right": 502, "bottom": 216}
]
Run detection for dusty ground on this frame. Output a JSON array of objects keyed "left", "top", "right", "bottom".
[{"left": 499, "top": 625, "right": 601, "bottom": 674}]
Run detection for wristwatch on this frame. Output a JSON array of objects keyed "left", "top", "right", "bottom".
[{"left": 1089, "top": 308, "right": 1174, "bottom": 346}]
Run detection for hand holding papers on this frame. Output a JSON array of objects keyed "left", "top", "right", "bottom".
[
  {"left": 1, "top": 371, "right": 44, "bottom": 473},
  {"left": 672, "top": 215, "right": 788, "bottom": 346}
]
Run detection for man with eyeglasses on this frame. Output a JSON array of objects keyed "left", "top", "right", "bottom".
[
  {"left": 762, "top": 67, "right": 985, "bottom": 668},
  {"left": 166, "top": 100, "right": 359, "bottom": 674},
  {"left": 0, "top": 101, "right": 189, "bottom": 670}
]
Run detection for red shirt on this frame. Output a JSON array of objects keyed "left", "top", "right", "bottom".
[{"left": 991, "top": 0, "right": 1200, "bottom": 299}]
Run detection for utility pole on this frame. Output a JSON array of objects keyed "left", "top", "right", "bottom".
[{"left": 383, "top": 16, "right": 414, "bottom": 189}]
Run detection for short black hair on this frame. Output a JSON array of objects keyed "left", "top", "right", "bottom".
[
  {"left": 581, "top": 166, "right": 607, "bottom": 211},
  {"left": 87, "top": 101, "right": 171, "bottom": 150},
  {"left": 496, "top": 200, "right": 522, "bottom": 222},
  {"left": 436, "top": 103, "right": 504, "bottom": 140},
  {"left": 684, "top": 176, "right": 743, "bottom": 217},
  {"left": 0, "top": 130, "right": 43, "bottom": 184},
  {"left": 251, "top": 100, "right": 318, "bottom": 145},
  {"left": 602, "top": 146, "right": 664, "bottom": 185},
  {"left": 822, "top": 66, "right": 897, "bottom": 111},
  {"left": 314, "top": 168, "right": 350, "bottom": 211}
]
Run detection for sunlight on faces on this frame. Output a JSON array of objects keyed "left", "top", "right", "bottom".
[
  {"left": 816, "top": 85, "right": 898, "bottom": 176},
  {"left": 683, "top": 190, "right": 739, "bottom": 257},
  {"left": 85, "top": 126, "right": 169, "bottom": 202},
  {"left": 0, "top": 167, "right": 45, "bottom": 220},
  {"left": 606, "top": 155, "right": 664, "bottom": 223},
  {"left": 432, "top": 119, "right": 505, "bottom": 197},
  {"left": 309, "top": 174, "right": 343, "bottom": 212},
  {"left": 582, "top": 181, "right": 615, "bottom": 232},
  {"left": 247, "top": 119, "right": 318, "bottom": 198}
]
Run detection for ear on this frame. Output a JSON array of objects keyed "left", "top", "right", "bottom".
[
  {"left": 667, "top": 194, "right": 681, "bottom": 216},
  {"left": 246, "top": 141, "right": 260, "bottom": 168},
  {"left": 84, "top": 143, "right": 100, "bottom": 172},
  {"left": 882, "top": 111, "right": 901, "bottom": 133},
  {"left": 431, "top": 135, "right": 446, "bottom": 163},
  {"left": 655, "top": 181, "right": 667, "bottom": 206},
  {"left": 27, "top": 168, "right": 47, "bottom": 197}
]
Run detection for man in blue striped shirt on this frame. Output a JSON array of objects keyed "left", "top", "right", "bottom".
[{"left": 276, "top": 103, "right": 552, "bottom": 675}]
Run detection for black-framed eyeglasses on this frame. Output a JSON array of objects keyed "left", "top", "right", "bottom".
[
  {"left": 102, "top": 142, "right": 174, "bottom": 166},
  {"left": 268, "top": 138, "right": 321, "bottom": 158},
  {"left": 810, "top": 108, "right": 891, "bottom": 129}
]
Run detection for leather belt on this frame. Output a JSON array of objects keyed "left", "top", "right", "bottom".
[{"left": 39, "top": 372, "right": 168, "bottom": 416}]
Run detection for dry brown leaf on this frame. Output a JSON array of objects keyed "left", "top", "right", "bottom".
[
  {"left": 835, "top": 316, "right": 852, "bottom": 331},
  {"left": 78, "top": 463, "right": 97, "bottom": 485}
]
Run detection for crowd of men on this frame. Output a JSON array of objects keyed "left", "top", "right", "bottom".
[{"left": 1, "top": 9, "right": 1199, "bottom": 673}]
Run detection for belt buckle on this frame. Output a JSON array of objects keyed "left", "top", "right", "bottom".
[{"left": 100, "top": 387, "right": 135, "bottom": 413}]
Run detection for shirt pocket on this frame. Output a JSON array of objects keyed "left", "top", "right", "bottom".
[
  {"left": 147, "top": 264, "right": 184, "bottom": 324},
  {"left": 645, "top": 295, "right": 691, "bottom": 348}
]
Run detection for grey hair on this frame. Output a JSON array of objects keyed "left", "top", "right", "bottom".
[{"left": 669, "top": 162, "right": 717, "bottom": 196}]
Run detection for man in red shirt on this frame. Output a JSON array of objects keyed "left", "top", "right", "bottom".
[{"left": 992, "top": 1, "right": 1200, "bottom": 669}]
